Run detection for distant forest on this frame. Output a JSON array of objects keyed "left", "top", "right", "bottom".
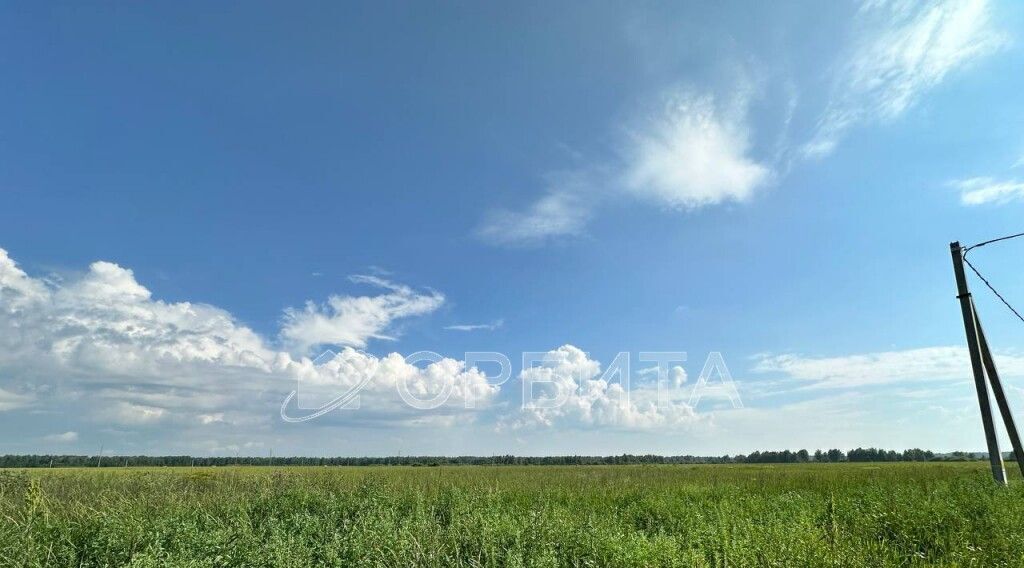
[{"left": 0, "top": 448, "right": 995, "bottom": 468}]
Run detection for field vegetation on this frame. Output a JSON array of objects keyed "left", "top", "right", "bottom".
[{"left": 1, "top": 463, "right": 1022, "bottom": 566}]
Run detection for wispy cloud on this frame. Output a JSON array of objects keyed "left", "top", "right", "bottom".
[
  {"left": 444, "top": 319, "right": 504, "bottom": 332},
  {"left": 43, "top": 431, "right": 78, "bottom": 443},
  {"left": 475, "top": 0, "right": 1008, "bottom": 245},
  {"left": 0, "top": 387, "right": 34, "bottom": 412},
  {"left": 754, "top": 345, "right": 1024, "bottom": 390},
  {"left": 804, "top": 0, "right": 1006, "bottom": 158},
  {"left": 952, "top": 176, "right": 1024, "bottom": 205},
  {"left": 281, "top": 275, "right": 444, "bottom": 353},
  {"left": 477, "top": 83, "right": 770, "bottom": 247},
  {"left": 475, "top": 170, "right": 597, "bottom": 247}
]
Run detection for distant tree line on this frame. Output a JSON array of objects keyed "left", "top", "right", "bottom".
[
  {"left": 744, "top": 448, "right": 939, "bottom": 463},
  {"left": 0, "top": 448, "right": 974, "bottom": 468}
]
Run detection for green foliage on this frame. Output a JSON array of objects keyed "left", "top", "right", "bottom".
[
  {"left": 0, "top": 448, "right": 943, "bottom": 468},
  {"left": 1, "top": 463, "right": 1021, "bottom": 566}
]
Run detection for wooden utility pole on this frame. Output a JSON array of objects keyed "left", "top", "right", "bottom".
[{"left": 951, "top": 241, "right": 1024, "bottom": 484}]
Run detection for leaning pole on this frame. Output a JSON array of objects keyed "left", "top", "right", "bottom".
[{"left": 950, "top": 240, "right": 1024, "bottom": 485}]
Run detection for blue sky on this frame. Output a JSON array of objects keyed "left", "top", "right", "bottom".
[{"left": 2, "top": 1, "right": 1024, "bottom": 456}]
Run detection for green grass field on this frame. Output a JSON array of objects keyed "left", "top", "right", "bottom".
[{"left": 2, "top": 463, "right": 1022, "bottom": 567}]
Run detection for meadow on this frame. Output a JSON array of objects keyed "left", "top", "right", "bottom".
[{"left": 1, "top": 462, "right": 1022, "bottom": 567}]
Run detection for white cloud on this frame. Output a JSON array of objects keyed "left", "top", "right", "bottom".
[
  {"left": 43, "top": 431, "right": 78, "bottom": 443},
  {"left": 0, "top": 387, "right": 34, "bottom": 411},
  {"left": 285, "top": 347, "right": 497, "bottom": 416},
  {"left": 476, "top": 86, "right": 771, "bottom": 246},
  {"left": 280, "top": 275, "right": 444, "bottom": 353},
  {"left": 805, "top": 0, "right": 1006, "bottom": 158},
  {"left": 198, "top": 413, "right": 226, "bottom": 425},
  {"left": 475, "top": 0, "right": 1006, "bottom": 246},
  {"left": 507, "top": 345, "right": 700, "bottom": 430},
  {"left": 105, "top": 402, "right": 169, "bottom": 426},
  {"left": 475, "top": 171, "right": 595, "bottom": 247},
  {"left": 444, "top": 319, "right": 504, "bottom": 332},
  {"left": 623, "top": 92, "right": 771, "bottom": 209},
  {"left": 0, "top": 249, "right": 48, "bottom": 307},
  {"left": 952, "top": 177, "right": 1024, "bottom": 205},
  {"left": 754, "top": 345, "right": 1024, "bottom": 389},
  {"left": 638, "top": 364, "right": 687, "bottom": 387},
  {"left": 0, "top": 248, "right": 495, "bottom": 435}
]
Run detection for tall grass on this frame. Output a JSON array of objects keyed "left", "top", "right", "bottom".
[{"left": 1, "top": 463, "right": 1022, "bottom": 566}]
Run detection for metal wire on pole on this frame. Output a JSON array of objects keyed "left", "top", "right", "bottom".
[
  {"left": 963, "top": 231, "right": 1024, "bottom": 255},
  {"left": 961, "top": 231, "right": 1024, "bottom": 326},
  {"left": 962, "top": 256, "right": 1024, "bottom": 325}
]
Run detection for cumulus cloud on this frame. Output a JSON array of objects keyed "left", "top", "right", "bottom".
[
  {"left": 753, "top": 345, "right": 1024, "bottom": 389},
  {"left": 0, "top": 249, "right": 48, "bottom": 306},
  {"left": 286, "top": 347, "right": 496, "bottom": 417},
  {"left": 805, "top": 0, "right": 1006, "bottom": 158},
  {"left": 623, "top": 92, "right": 771, "bottom": 209},
  {"left": 638, "top": 364, "right": 687, "bottom": 387},
  {"left": 280, "top": 275, "right": 444, "bottom": 354},
  {"left": 507, "top": 345, "right": 700, "bottom": 430},
  {"left": 0, "top": 248, "right": 496, "bottom": 435},
  {"left": 952, "top": 177, "right": 1024, "bottom": 205}
]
